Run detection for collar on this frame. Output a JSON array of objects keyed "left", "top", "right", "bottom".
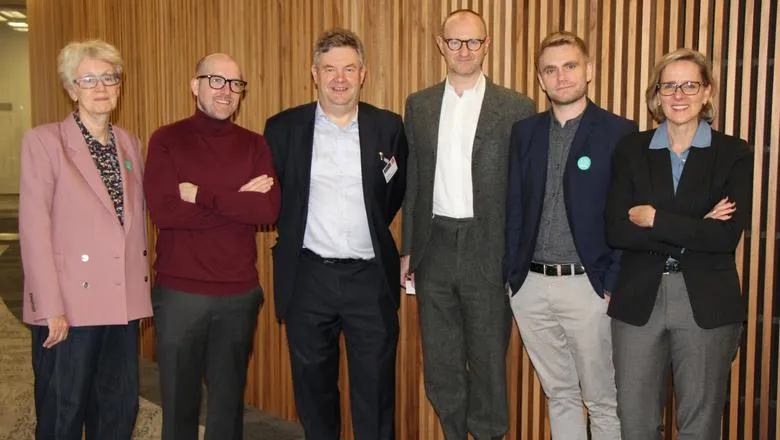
[
  {"left": 649, "top": 120, "right": 712, "bottom": 150},
  {"left": 315, "top": 101, "right": 359, "bottom": 129},
  {"left": 444, "top": 72, "right": 486, "bottom": 96}
]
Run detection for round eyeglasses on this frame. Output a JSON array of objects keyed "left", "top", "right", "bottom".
[
  {"left": 72, "top": 73, "right": 121, "bottom": 89},
  {"left": 443, "top": 38, "right": 486, "bottom": 52},
  {"left": 196, "top": 74, "right": 247, "bottom": 93},
  {"left": 656, "top": 81, "right": 703, "bottom": 96}
]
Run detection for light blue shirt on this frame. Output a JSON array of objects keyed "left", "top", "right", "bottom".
[
  {"left": 649, "top": 120, "right": 712, "bottom": 194},
  {"left": 302, "top": 103, "right": 374, "bottom": 259}
]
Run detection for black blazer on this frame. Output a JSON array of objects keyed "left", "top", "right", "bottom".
[
  {"left": 605, "top": 127, "right": 753, "bottom": 329},
  {"left": 263, "top": 102, "right": 408, "bottom": 320},
  {"left": 504, "top": 101, "right": 637, "bottom": 296}
]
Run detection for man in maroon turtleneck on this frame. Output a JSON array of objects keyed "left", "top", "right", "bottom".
[{"left": 143, "top": 53, "right": 280, "bottom": 440}]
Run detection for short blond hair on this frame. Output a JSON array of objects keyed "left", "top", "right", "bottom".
[
  {"left": 646, "top": 48, "right": 717, "bottom": 123},
  {"left": 58, "top": 40, "right": 124, "bottom": 88},
  {"left": 536, "top": 31, "right": 589, "bottom": 73}
]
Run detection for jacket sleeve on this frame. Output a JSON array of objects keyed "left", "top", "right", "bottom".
[
  {"left": 650, "top": 140, "right": 753, "bottom": 252},
  {"left": 18, "top": 129, "right": 64, "bottom": 321},
  {"left": 605, "top": 137, "right": 683, "bottom": 257},
  {"left": 144, "top": 131, "right": 231, "bottom": 230},
  {"left": 503, "top": 122, "right": 525, "bottom": 286},
  {"left": 401, "top": 99, "right": 416, "bottom": 256},
  {"left": 603, "top": 120, "right": 639, "bottom": 293},
  {"left": 194, "top": 135, "right": 281, "bottom": 226}
]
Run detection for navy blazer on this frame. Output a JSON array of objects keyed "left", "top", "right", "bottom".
[
  {"left": 263, "top": 102, "right": 408, "bottom": 320},
  {"left": 504, "top": 100, "right": 637, "bottom": 296}
]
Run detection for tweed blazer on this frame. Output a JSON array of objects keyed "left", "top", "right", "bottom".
[{"left": 402, "top": 79, "right": 535, "bottom": 284}]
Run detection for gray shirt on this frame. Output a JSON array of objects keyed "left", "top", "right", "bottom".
[{"left": 532, "top": 111, "right": 584, "bottom": 263}]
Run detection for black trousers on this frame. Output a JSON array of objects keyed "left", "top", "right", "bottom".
[
  {"left": 285, "top": 253, "right": 398, "bottom": 440},
  {"left": 152, "top": 285, "right": 262, "bottom": 440},
  {"left": 31, "top": 320, "right": 140, "bottom": 440}
]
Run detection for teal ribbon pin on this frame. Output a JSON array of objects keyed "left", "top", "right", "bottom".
[
  {"left": 577, "top": 155, "right": 591, "bottom": 171},
  {"left": 124, "top": 159, "right": 133, "bottom": 171}
]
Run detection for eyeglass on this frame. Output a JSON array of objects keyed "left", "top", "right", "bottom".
[
  {"left": 73, "top": 73, "right": 121, "bottom": 89},
  {"left": 196, "top": 74, "right": 247, "bottom": 93},
  {"left": 443, "top": 38, "right": 486, "bottom": 52},
  {"left": 656, "top": 81, "right": 703, "bottom": 96}
]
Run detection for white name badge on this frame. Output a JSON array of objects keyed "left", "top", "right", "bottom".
[{"left": 383, "top": 156, "right": 398, "bottom": 183}]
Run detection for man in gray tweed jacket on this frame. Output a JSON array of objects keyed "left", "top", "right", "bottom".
[{"left": 401, "top": 8, "right": 535, "bottom": 440}]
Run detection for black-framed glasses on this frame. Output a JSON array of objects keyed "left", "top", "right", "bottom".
[
  {"left": 196, "top": 74, "right": 247, "bottom": 93},
  {"left": 443, "top": 38, "right": 486, "bottom": 52},
  {"left": 73, "top": 73, "right": 121, "bottom": 89},
  {"left": 656, "top": 81, "right": 703, "bottom": 96}
]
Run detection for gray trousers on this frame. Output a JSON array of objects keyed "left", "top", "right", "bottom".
[
  {"left": 612, "top": 273, "right": 741, "bottom": 440},
  {"left": 509, "top": 272, "right": 620, "bottom": 440},
  {"left": 415, "top": 216, "right": 512, "bottom": 440}
]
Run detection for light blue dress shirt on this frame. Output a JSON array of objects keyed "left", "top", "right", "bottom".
[{"left": 302, "top": 103, "right": 374, "bottom": 259}]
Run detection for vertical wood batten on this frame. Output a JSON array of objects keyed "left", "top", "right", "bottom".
[{"left": 25, "top": 1, "right": 777, "bottom": 438}]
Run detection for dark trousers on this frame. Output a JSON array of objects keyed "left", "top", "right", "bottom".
[
  {"left": 153, "top": 285, "right": 262, "bottom": 440},
  {"left": 285, "top": 252, "right": 398, "bottom": 440},
  {"left": 31, "top": 320, "right": 140, "bottom": 440},
  {"left": 415, "top": 216, "right": 512, "bottom": 440}
]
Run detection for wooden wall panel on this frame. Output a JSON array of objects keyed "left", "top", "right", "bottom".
[{"left": 26, "top": 1, "right": 778, "bottom": 439}]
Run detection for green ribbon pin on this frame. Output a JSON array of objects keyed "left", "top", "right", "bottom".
[{"left": 124, "top": 159, "right": 132, "bottom": 171}]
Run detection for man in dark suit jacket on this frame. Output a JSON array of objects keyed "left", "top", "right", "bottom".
[
  {"left": 503, "top": 33, "right": 636, "bottom": 440},
  {"left": 401, "top": 9, "right": 535, "bottom": 440},
  {"left": 263, "top": 29, "right": 407, "bottom": 440}
]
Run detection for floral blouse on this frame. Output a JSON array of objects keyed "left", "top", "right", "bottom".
[{"left": 73, "top": 110, "right": 125, "bottom": 225}]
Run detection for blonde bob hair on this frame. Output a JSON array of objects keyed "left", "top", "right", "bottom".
[
  {"left": 645, "top": 48, "right": 716, "bottom": 123},
  {"left": 58, "top": 39, "right": 124, "bottom": 89}
]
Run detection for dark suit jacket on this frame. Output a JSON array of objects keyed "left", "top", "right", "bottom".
[
  {"left": 402, "top": 79, "right": 535, "bottom": 285},
  {"left": 504, "top": 101, "right": 637, "bottom": 296},
  {"left": 263, "top": 102, "right": 408, "bottom": 320},
  {"left": 605, "top": 128, "right": 753, "bottom": 329}
]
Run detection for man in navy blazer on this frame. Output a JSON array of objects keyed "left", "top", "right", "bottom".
[{"left": 503, "top": 32, "right": 636, "bottom": 440}]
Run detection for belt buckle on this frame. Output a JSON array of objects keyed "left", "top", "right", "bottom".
[{"left": 544, "top": 264, "right": 558, "bottom": 276}]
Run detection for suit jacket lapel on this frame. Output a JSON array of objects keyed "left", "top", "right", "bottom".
[
  {"left": 59, "top": 116, "right": 116, "bottom": 217},
  {"left": 473, "top": 81, "right": 501, "bottom": 156},
  {"left": 358, "top": 105, "right": 376, "bottom": 226},
  {"left": 299, "top": 105, "right": 316, "bottom": 196},
  {"left": 674, "top": 145, "right": 714, "bottom": 203},
  {"left": 646, "top": 134, "right": 676, "bottom": 206},
  {"left": 420, "top": 83, "right": 445, "bottom": 173},
  {"left": 565, "top": 101, "right": 598, "bottom": 176},
  {"left": 114, "top": 130, "right": 141, "bottom": 233}
]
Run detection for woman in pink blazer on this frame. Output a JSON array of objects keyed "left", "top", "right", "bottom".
[{"left": 18, "top": 39, "right": 152, "bottom": 439}]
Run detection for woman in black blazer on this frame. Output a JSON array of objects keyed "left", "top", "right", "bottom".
[{"left": 605, "top": 48, "right": 752, "bottom": 439}]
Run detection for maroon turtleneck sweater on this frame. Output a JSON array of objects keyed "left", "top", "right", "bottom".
[{"left": 144, "top": 109, "right": 280, "bottom": 295}]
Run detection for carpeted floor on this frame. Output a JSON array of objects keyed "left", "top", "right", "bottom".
[{"left": 0, "top": 296, "right": 179, "bottom": 439}]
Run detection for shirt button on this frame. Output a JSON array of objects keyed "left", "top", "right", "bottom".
[
  {"left": 144, "top": 276, "right": 149, "bottom": 282},
  {"left": 143, "top": 250, "right": 148, "bottom": 256},
  {"left": 82, "top": 281, "right": 89, "bottom": 288},
  {"left": 81, "top": 254, "right": 89, "bottom": 262}
]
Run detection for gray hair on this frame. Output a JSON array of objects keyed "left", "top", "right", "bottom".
[
  {"left": 313, "top": 28, "right": 365, "bottom": 66},
  {"left": 58, "top": 39, "right": 124, "bottom": 88}
]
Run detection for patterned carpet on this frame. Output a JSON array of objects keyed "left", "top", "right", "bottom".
[{"left": 0, "top": 297, "right": 178, "bottom": 440}]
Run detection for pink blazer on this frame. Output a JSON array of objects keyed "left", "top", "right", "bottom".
[{"left": 19, "top": 115, "right": 152, "bottom": 326}]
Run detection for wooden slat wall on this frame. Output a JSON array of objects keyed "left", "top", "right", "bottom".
[{"left": 26, "top": 1, "right": 778, "bottom": 439}]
